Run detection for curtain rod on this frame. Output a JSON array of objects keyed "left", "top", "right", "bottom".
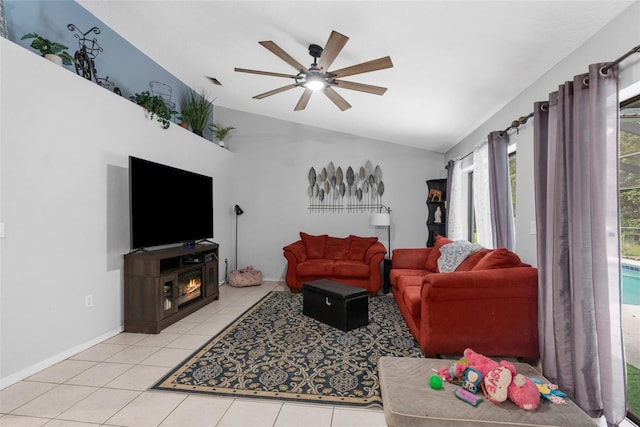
[
  {"left": 602, "top": 44, "right": 640, "bottom": 74},
  {"left": 496, "top": 44, "right": 640, "bottom": 133},
  {"left": 501, "top": 112, "right": 534, "bottom": 134},
  {"left": 447, "top": 43, "right": 640, "bottom": 169}
]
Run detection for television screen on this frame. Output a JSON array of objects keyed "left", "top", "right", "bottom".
[{"left": 129, "top": 156, "right": 213, "bottom": 249}]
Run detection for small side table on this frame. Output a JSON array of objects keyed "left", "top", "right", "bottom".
[{"left": 382, "top": 257, "right": 392, "bottom": 294}]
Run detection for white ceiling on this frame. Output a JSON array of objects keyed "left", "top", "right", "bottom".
[{"left": 78, "top": 0, "right": 634, "bottom": 153}]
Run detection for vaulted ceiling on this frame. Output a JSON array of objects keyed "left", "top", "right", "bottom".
[{"left": 78, "top": 1, "right": 634, "bottom": 152}]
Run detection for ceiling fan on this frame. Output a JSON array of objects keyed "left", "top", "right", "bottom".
[{"left": 234, "top": 30, "right": 393, "bottom": 111}]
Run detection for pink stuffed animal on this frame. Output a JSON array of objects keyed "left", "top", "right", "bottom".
[
  {"left": 439, "top": 348, "right": 540, "bottom": 411},
  {"left": 463, "top": 348, "right": 514, "bottom": 404},
  {"left": 465, "top": 348, "right": 540, "bottom": 411}
]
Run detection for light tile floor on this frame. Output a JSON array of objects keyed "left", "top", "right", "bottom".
[{"left": 0, "top": 282, "right": 387, "bottom": 427}]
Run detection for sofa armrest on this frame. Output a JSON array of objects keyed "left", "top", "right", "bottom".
[
  {"left": 364, "top": 241, "right": 387, "bottom": 264},
  {"left": 419, "top": 267, "right": 539, "bottom": 358},
  {"left": 283, "top": 240, "right": 308, "bottom": 263},
  {"left": 391, "top": 248, "right": 433, "bottom": 270}
]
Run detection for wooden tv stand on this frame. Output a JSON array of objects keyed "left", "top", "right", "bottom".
[{"left": 124, "top": 243, "right": 219, "bottom": 333}]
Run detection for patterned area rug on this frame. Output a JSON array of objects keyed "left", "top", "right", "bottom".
[{"left": 153, "top": 291, "right": 423, "bottom": 407}]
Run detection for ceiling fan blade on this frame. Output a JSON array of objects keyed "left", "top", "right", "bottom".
[
  {"left": 259, "top": 41, "right": 309, "bottom": 73},
  {"left": 294, "top": 89, "right": 313, "bottom": 111},
  {"left": 317, "top": 30, "right": 349, "bottom": 71},
  {"left": 330, "top": 80, "right": 388, "bottom": 95},
  {"left": 253, "top": 84, "right": 298, "bottom": 99},
  {"left": 235, "top": 68, "right": 299, "bottom": 79},
  {"left": 323, "top": 87, "right": 352, "bottom": 111},
  {"left": 330, "top": 56, "right": 393, "bottom": 78}
]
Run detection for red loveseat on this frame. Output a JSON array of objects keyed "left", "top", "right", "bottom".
[
  {"left": 390, "top": 236, "right": 539, "bottom": 359},
  {"left": 283, "top": 232, "right": 387, "bottom": 296}
]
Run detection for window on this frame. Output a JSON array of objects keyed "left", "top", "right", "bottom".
[{"left": 619, "top": 94, "right": 640, "bottom": 424}]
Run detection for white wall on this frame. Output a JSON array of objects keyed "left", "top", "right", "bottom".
[
  {"left": 445, "top": 1, "right": 640, "bottom": 266},
  {"left": 0, "top": 38, "right": 235, "bottom": 386},
  {"left": 211, "top": 107, "right": 445, "bottom": 281},
  {"left": 0, "top": 37, "right": 444, "bottom": 386}
]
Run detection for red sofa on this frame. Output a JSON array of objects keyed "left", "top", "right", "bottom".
[
  {"left": 390, "top": 236, "right": 539, "bottom": 359},
  {"left": 283, "top": 232, "right": 387, "bottom": 296}
]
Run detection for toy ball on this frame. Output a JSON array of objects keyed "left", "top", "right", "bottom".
[{"left": 429, "top": 375, "right": 443, "bottom": 390}]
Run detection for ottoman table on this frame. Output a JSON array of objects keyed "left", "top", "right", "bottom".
[{"left": 378, "top": 356, "right": 596, "bottom": 427}]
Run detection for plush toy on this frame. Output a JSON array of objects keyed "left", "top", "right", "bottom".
[
  {"left": 439, "top": 348, "right": 540, "bottom": 411},
  {"left": 461, "top": 367, "right": 483, "bottom": 393},
  {"left": 532, "top": 378, "right": 567, "bottom": 404},
  {"left": 508, "top": 373, "right": 542, "bottom": 410}
]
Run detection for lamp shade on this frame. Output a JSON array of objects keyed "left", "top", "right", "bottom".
[{"left": 371, "top": 212, "right": 391, "bottom": 227}]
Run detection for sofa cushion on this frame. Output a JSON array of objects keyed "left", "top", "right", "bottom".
[
  {"left": 300, "top": 232, "right": 328, "bottom": 259},
  {"left": 425, "top": 235, "right": 453, "bottom": 272},
  {"left": 325, "top": 236, "right": 351, "bottom": 260},
  {"left": 348, "top": 235, "right": 378, "bottom": 261},
  {"left": 472, "top": 248, "right": 522, "bottom": 270},
  {"left": 456, "top": 248, "right": 491, "bottom": 271},
  {"left": 332, "top": 260, "right": 370, "bottom": 278},
  {"left": 297, "top": 259, "right": 334, "bottom": 276},
  {"left": 390, "top": 269, "right": 428, "bottom": 287},
  {"left": 403, "top": 285, "right": 422, "bottom": 317},
  {"left": 396, "top": 275, "right": 424, "bottom": 294}
]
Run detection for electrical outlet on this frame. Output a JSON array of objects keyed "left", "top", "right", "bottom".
[{"left": 85, "top": 294, "right": 93, "bottom": 307}]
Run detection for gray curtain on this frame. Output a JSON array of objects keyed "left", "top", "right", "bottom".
[
  {"left": 445, "top": 159, "right": 454, "bottom": 236},
  {"left": 533, "top": 63, "right": 625, "bottom": 425},
  {"left": 488, "top": 131, "right": 514, "bottom": 249}
]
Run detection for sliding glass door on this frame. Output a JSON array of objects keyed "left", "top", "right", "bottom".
[{"left": 620, "top": 94, "right": 640, "bottom": 424}]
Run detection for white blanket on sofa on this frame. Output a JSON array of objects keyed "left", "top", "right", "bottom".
[{"left": 437, "top": 240, "right": 483, "bottom": 272}]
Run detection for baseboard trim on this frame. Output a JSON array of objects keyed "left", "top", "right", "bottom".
[{"left": 0, "top": 326, "right": 123, "bottom": 390}]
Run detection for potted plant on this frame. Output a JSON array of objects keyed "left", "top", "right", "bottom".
[
  {"left": 180, "top": 89, "right": 212, "bottom": 136},
  {"left": 176, "top": 115, "right": 189, "bottom": 129},
  {"left": 210, "top": 123, "right": 236, "bottom": 147},
  {"left": 21, "top": 32, "right": 74, "bottom": 66},
  {"left": 129, "top": 91, "right": 177, "bottom": 129}
]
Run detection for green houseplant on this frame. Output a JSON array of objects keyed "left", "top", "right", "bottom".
[
  {"left": 180, "top": 89, "right": 213, "bottom": 136},
  {"left": 130, "top": 91, "right": 177, "bottom": 129},
  {"left": 21, "top": 32, "right": 74, "bottom": 66},
  {"left": 210, "top": 123, "right": 236, "bottom": 147}
]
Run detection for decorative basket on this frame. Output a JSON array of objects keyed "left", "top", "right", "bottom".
[{"left": 228, "top": 267, "right": 262, "bottom": 287}]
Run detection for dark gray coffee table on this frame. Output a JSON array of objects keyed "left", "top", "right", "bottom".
[{"left": 302, "top": 279, "right": 368, "bottom": 331}]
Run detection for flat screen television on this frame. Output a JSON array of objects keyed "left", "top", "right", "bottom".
[{"left": 129, "top": 156, "right": 213, "bottom": 249}]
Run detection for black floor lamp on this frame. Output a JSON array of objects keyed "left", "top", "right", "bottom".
[{"left": 234, "top": 204, "right": 244, "bottom": 270}]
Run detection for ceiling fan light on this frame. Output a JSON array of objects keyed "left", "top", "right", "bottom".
[{"left": 304, "top": 74, "right": 326, "bottom": 91}]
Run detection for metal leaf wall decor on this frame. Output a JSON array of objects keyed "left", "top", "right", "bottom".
[{"left": 308, "top": 161, "right": 385, "bottom": 213}]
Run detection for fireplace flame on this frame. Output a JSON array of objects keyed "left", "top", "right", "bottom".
[{"left": 185, "top": 278, "right": 201, "bottom": 293}]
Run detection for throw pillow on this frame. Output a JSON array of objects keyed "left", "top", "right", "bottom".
[
  {"left": 348, "top": 235, "right": 378, "bottom": 261},
  {"left": 425, "top": 235, "right": 453, "bottom": 272},
  {"left": 456, "top": 248, "right": 491, "bottom": 271},
  {"left": 300, "top": 232, "right": 328, "bottom": 259},
  {"left": 437, "top": 241, "right": 483, "bottom": 273},
  {"left": 472, "top": 248, "right": 522, "bottom": 270},
  {"left": 325, "top": 236, "right": 351, "bottom": 260}
]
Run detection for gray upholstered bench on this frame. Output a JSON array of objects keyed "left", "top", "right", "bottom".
[{"left": 378, "top": 357, "right": 596, "bottom": 427}]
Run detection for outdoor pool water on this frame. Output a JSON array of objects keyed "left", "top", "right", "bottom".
[{"left": 623, "top": 263, "right": 640, "bottom": 306}]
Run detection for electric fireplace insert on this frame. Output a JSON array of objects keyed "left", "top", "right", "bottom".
[{"left": 176, "top": 269, "right": 202, "bottom": 307}]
